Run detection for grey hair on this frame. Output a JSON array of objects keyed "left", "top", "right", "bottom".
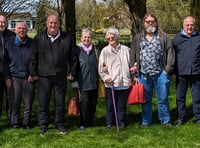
[
  {"left": 81, "top": 28, "right": 93, "bottom": 37},
  {"left": 105, "top": 28, "right": 120, "bottom": 39}
]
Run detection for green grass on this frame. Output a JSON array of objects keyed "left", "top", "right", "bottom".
[{"left": 0, "top": 80, "right": 200, "bottom": 148}]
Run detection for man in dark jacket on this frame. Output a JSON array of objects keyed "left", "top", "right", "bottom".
[
  {"left": 173, "top": 16, "right": 200, "bottom": 125},
  {"left": 4, "top": 22, "right": 35, "bottom": 129},
  {"left": 29, "top": 14, "right": 77, "bottom": 135},
  {"left": 0, "top": 15, "right": 15, "bottom": 119}
]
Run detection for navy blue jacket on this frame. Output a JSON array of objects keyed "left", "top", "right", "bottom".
[
  {"left": 172, "top": 30, "right": 200, "bottom": 75},
  {"left": 4, "top": 36, "right": 33, "bottom": 79}
]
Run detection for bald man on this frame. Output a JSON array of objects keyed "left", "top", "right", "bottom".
[
  {"left": 4, "top": 22, "right": 35, "bottom": 129},
  {"left": 173, "top": 16, "right": 200, "bottom": 125},
  {"left": 0, "top": 15, "right": 15, "bottom": 119},
  {"left": 29, "top": 14, "right": 77, "bottom": 135}
]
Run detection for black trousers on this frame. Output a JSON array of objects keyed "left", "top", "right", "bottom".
[
  {"left": 176, "top": 75, "right": 200, "bottom": 122},
  {"left": 0, "top": 72, "right": 10, "bottom": 119},
  {"left": 79, "top": 89, "right": 98, "bottom": 127},
  {"left": 37, "top": 76, "right": 67, "bottom": 129},
  {"left": 105, "top": 88, "right": 129, "bottom": 126}
]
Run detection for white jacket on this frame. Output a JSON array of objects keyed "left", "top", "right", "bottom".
[{"left": 98, "top": 44, "right": 132, "bottom": 88}]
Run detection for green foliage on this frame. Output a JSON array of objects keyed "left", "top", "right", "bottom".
[
  {"left": 147, "top": 0, "right": 190, "bottom": 33},
  {"left": 0, "top": 80, "right": 200, "bottom": 147},
  {"left": 35, "top": 0, "right": 49, "bottom": 33}
]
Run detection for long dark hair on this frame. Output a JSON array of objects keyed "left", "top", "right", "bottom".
[{"left": 142, "top": 12, "right": 159, "bottom": 34}]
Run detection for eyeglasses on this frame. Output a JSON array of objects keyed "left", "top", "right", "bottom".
[
  {"left": 145, "top": 20, "right": 155, "bottom": 25},
  {"left": 106, "top": 36, "right": 115, "bottom": 41}
]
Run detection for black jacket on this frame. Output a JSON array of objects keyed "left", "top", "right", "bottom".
[
  {"left": 75, "top": 45, "right": 98, "bottom": 91},
  {"left": 0, "top": 29, "right": 15, "bottom": 73},
  {"left": 29, "top": 30, "right": 76, "bottom": 77}
]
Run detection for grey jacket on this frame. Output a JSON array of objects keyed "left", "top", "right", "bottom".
[{"left": 130, "top": 31, "right": 175, "bottom": 75}]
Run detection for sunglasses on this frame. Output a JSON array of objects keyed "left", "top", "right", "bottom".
[
  {"left": 145, "top": 20, "right": 155, "bottom": 25},
  {"left": 106, "top": 36, "right": 115, "bottom": 41}
]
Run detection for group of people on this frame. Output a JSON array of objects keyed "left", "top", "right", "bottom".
[{"left": 0, "top": 12, "right": 200, "bottom": 136}]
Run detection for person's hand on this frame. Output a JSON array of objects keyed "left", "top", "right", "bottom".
[
  {"left": 102, "top": 65, "right": 108, "bottom": 72},
  {"left": 67, "top": 74, "right": 74, "bottom": 81},
  {"left": 105, "top": 77, "right": 112, "bottom": 83},
  {"left": 5, "top": 79, "right": 11, "bottom": 88},
  {"left": 130, "top": 63, "right": 137, "bottom": 73},
  {"left": 28, "top": 76, "right": 39, "bottom": 82}
]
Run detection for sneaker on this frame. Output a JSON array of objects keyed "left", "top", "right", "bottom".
[
  {"left": 79, "top": 126, "right": 85, "bottom": 130},
  {"left": 57, "top": 126, "right": 67, "bottom": 135},
  {"left": 175, "top": 120, "right": 184, "bottom": 126},
  {"left": 39, "top": 128, "right": 47, "bottom": 136},
  {"left": 106, "top": 124, "right": 111, "bottom": 129},
  {"left": 163, "top": 122, "right": 172, "bottom": 127}
]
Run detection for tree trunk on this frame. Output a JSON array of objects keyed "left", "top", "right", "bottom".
[
  {"left": 191, "top": 0, "right": 200, "bottom": 30},
  {"left": 124, "top": 0, "right": 147, "bottom": 36},
  {"left": 62, "top": 0, "right": 76, "bottom": 45}
]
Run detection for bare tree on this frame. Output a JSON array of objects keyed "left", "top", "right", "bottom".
[{"left": 0, "top": 0, "right": 36, "bottom": 17}]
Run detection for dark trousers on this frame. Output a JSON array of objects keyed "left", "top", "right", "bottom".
[
  {"left": 176, "top": 75, "right": 200, "bottom": 121},
  {"left": 10, "top": 77, "right": 35, "bottom": 126},
  {"left": 0, "top": 72, "right": 11, "bottom": 119},
  {"left": 79, "top": 89, "right": 98, "bottom": 126},
  {"left": 37, "top": 76, "right": 66, "bottom": 129},
  {"left": 105, "top": 88, "right": 129, "bottom": 126}
]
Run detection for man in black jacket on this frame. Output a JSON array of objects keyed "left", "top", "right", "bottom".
[
  {"left": 29, "top": 14, "right": 77, "bottom": 135},
  {"left": 0, "top": 15, "right": 15, "bottom": 119}
]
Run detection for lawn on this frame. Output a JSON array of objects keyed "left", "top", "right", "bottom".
[{"left": 0, "top": 80, "right": 199, "bottom": 148}]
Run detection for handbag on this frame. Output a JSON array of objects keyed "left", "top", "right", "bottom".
[
  {"left": 128, "top": 80, "right": 146, "bottom": 105},
  {"left": 98, "top": 78, "right": 105, "bottom": 98},
  {"left": 68, "top": 96, "right": 79, "bottom": 115}
]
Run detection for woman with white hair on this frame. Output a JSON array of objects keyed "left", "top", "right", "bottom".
[{"left": 98, "top": 27, "right": 132, "bottom": 128}]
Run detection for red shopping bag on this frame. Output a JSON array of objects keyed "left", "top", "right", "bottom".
[{"left": 128, "top": 80, "right": 146, "bottom": 105}]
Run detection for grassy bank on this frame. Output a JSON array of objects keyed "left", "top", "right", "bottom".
[{"left": 0, "top": 80, "right": 199, "bottom": 148}]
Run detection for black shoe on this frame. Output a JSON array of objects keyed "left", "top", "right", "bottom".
[
  {"left": 39, "top": 128, "right": 47, "bottom": 135},
  {"left": 57, "top": 126, "right": 67, "bottom": 135},
  {"left": 11, "top": 124, "right": 20, "bottom": 128},
  {"left": 175, "top": 120, "right": 184, "bottom": 126},
  {"left": 195, "top": 120, "right": 200, "bottom": 124},
  {"left": 23, "top": 125, "right": 31, "bottom": 130}
]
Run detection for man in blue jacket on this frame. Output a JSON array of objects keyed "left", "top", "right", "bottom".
[
  {"left": 4, "top": 22, "right": 35, "bottom": 129},
  {"left": 173, "top": 16, "right": 200, "bottom": 125}
]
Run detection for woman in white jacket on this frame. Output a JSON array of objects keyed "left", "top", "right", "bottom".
[{"left": 98, "top": 28, "right": 132, "bottom": 128}]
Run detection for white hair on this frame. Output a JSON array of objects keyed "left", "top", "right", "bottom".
[{"left": 105, "top": 27, "right": 120, "bottom": 39}]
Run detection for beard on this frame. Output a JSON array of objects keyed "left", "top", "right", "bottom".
[{"left": 145, "top": 27, "right": 156, "bottom": 33}]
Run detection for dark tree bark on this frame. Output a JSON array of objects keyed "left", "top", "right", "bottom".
[
  {"left": 191, "top": 0, "right": 200, "bottom": 30},
  {"left": 62, "top": 0, "right": 76, "bottom": 45},
  {"left": 124, "top": 0, "right": 147, "bottom": 35}
]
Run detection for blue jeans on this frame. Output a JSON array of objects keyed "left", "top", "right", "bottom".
[{"left": 139, "top": 71, "right": 170, "bottom": 125}]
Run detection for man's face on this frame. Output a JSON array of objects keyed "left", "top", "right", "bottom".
[
  {"left": 144, "top": 16, "right": 157, "bottom": 33},
  {"left": 46, "top": 15, "right": 60, "bottom": 36},
  {"left": 183, "top": 17, "right": 195, "bottom": 36},
  {"left": 15, "top": 22, "right": 28, "bottom": 40},
  {"left": 0, "top": 16, "right": 7, "bottom": 32}
]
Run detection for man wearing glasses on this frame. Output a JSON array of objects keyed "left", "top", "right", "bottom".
[{"left": 130, "top": 13, "right": 175, "bottom": 127}]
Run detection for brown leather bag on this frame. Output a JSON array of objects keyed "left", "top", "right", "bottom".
[{"left": 68, "top": 96, "right": 79, "bottom": 116}]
